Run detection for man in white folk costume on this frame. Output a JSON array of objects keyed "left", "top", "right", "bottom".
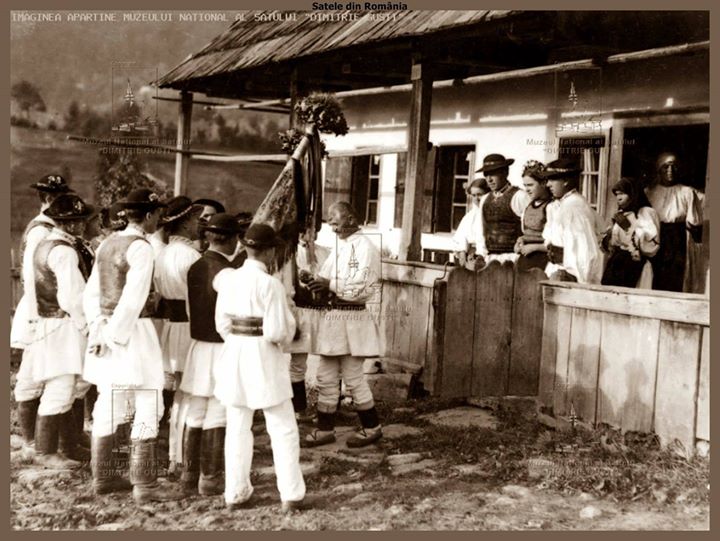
[
  {"left": 83, "top": 188, "right": 183, "bottom": 502},
  {"left": 12, "top": 174, "right": 73, "bottom": 454},
  {"left": 304, "top": 202, "right": 383, "bottom": 448},
  {"left": 28, "top": 194, "right": 96, "bottom": 468},
  {"left": 179, "top": 213, "right": 241, "bottom": 496},
  {"left": 541, "top": 159, "right": 605, "bottom": 284},
  {"left": 213, "top": 224, "right": 306, "bottom": 513},
  {"left": 154, "top": 196, "right": 202, "bottom": 476}
]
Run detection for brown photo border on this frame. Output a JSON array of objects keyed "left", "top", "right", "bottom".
[{"left": 4, "top": 0, "right": 716, "bottom": 538}]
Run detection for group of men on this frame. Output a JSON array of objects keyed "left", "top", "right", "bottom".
[
  {"left": 11, "top": 175, "right": 384, "bottom": 513},
  {"left": 453, "top": 151, "right": 704, "bottom": 290}
]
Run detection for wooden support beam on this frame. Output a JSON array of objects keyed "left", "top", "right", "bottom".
[
  {"left": 174, "top": 91, "right": 193, "bottom": 196},
  {"left": 399, "top": 59, "right": 433, "bottom": 262},
  {"left": 289, "top": 67, "right": 300, "bottom": 129}
]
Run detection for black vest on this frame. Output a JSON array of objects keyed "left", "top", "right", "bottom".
[
  {"left": 96, "top": 233, "right": 155, "bottom": 318},
  {"left": 483, "top": 185, "right": 523, "bottom": 253},
  {"left": 187, "top": 251, "right": 236, "bottom": 342},
  {"left": 33, "top": 238, "right": 78, "bottom": 318}
]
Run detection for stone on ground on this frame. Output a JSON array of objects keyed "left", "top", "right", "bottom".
[
  {"left": 386, "top": 453, "right": 423, "bottom": 466},
  {"left": 382, "top": 424, "right": 421, "bottom": 440},
  {"left": 332, "top": 482, "right": 364, "bottom": 495},
  {"left": 390, "top": 458, "right": 439, "bottom": 476},
  {"left": 580, "top": 505, "right": 602, "bottom": 519},
  {"left": 501, "top": 485, "right": 531, "bottom": 499},
  {"left": 419, "top": 406, "right": 497, "bottom": 430}
]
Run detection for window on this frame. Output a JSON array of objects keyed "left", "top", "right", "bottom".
[
  {"left": 559, "top": 136, "right": 606, "bottom": 211},
  {"left": 365, "top": 155, "right": 381, "bottom": 225},
  {"left": 434, "top": 146, "right": 475, "bottom": 233}
]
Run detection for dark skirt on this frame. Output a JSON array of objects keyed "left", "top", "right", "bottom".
[
  {"left": 651, "top": 222, "right": 687, "bottom": 292},
  {"left": 516, "top": 251, "right": 548, "bottom": 272},
  {"left": 601, "top": 249, "right": 645, "bottom": 288}
]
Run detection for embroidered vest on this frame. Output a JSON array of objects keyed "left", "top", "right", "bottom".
[
  {"left": 19, "top": 220, "right": 53, "bottom": 284},
  {"left": 483, "top": 186, "right": 522, "bottom": 253},
  {"left": 521, "top": 199, "right": 550, "bottom": 243},
  {"left": 97, "top": 233, "right": 155, "bottom": 318},
  {"left": 33, "top": 238, "right": 75, "bottom": 318}
]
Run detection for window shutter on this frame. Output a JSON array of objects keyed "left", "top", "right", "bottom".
[
  {"left": 351, "top": 155, "right": 370, "bottom": 223},
  {"left": 422, "top": 147, "right": 437, "bottom": 233},
  {"left": 394, "top": 152, "right": 407, "bottom": 228},
  {"left": 434, "top": 148, "right": 455, "bottom": 233}
]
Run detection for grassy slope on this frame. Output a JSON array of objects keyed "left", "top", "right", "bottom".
[{"left": 10, "top": 126, "right": 282, "bottom": 253}]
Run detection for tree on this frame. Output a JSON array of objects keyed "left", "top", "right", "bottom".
[
  {"left": 94, "top": 150, "right": 171, "bottom": 208},
  {"left": 11, "top": 80, "right": 46, "bottom": 118}
]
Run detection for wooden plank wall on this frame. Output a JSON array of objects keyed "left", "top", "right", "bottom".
[{"left": 539, "top": 281, "right": 710, "bottom": 453}]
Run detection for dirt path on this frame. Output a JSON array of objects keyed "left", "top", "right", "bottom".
[{"left": 10, "top": 399, "right": 709, "bottom": 531}]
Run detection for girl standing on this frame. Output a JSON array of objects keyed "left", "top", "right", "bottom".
[{"left": 514, "top": 160, "right": 551, "bottom": 272}]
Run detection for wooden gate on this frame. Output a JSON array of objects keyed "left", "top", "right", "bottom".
[{"left": 429, "top": 261, "right": 546, "bottom": 398}]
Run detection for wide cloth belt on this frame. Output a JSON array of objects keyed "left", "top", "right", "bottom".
[
  {"left": 330, "top": 299, "right": 366, "bottom": 311},
  {"left": 547, "top": 243, "right": 565, "bottom": 265},
  {"left": 230, "top": 316, "right": 264, "bottom": 336},
  {"left": 164, "top": 299, "right": 189, "bottom": 323}
]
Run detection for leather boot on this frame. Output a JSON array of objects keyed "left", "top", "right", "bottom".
[
  {"left": 59, "top": 409, "right": 90, "bottom": 461},
  {"left": 130, "top": 439, "right": 185, "bottom": 504},
  {"left": 198, "top": 427, "right": 225, "bottom": 496},
  {"left": 91, "top": 434, "right": 132, "bottom": 494},
  {"left": 72, "top": 399, "right": 91, "bottom": 449},
  {"left": 180, "top": 426, "right": 202, "bottom": 493},
  {"left": 291, "top": 381, "right": 307, "bottom": 413},
  {"left": 17, "top": 398, "right": 40, "bottom": 448},
  {"left": 35, "top": 414, "right": 81, "bottom": 469}
]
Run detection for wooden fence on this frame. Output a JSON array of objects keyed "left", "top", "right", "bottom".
[
  {"left": 538, "top": 281, "right": 710, "bottom": 453},
  {"left": 378, "top": 259, "right": 546, "bottom": 398}
]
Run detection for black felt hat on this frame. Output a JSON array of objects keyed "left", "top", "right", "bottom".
[
  {"left": 30, "top": 174, "right": 73, "bottom": 193},
  {"left": 118, "top": 188, "right": 166, "bottom": 211},
  {"left": 194, "top": 198, "right": 226, "bottom": 213},
  {"left": 43, "top": 194, "right": 94, "bottom": 221},
  {"left": 160, "top": 196, "right": 199, "bottom": 225},
  {"left": 475, "top": 153, "right": 515, "bottom": 174},
  {"left": 240, "top": 223, "right": 282, "bottom": 249},
  {"left": 201, "top": 213, "right": 243, "bottom": 235},
  {"left": 538, "top": 158, "right": 583, "bottom": 180}
]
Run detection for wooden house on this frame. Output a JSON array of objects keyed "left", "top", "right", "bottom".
[{"left": 157, "top": 10, "right": 710, "bottom": 454}]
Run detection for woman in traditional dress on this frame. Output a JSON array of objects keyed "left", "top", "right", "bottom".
[
  {"left": 601, "top": 177, "right": 660, "bottom": 289},
  {"left": 514, "top": 160, "right": 551, "bottom": 272}
]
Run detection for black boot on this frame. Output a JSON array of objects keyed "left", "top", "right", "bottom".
[
  {"left": 72, "top": 399, "right": 91, "bottom": 449},
  {"left": 291, "top": 381, "right": 307, "bottom": 413},
  {"left": 84, "top": 385, "right": 98, "bottom": 423},
  {"left": 130, "top": 439, "right": 185, "bottom": 504},
  {"left": 59, "top": 409, "right": 90, "bottom": 461},
  {"left": 347, "top": 407, "right": 382, "bottom": 448},
  {"left": 17, "top": 398, "right": 40, "bottom": 448},
  {"left": 91, "top": 434, "right": 132, "bottom": 494},
  {"left": 35, "top": 414, "right": 81, "bottom": 469},
  {"left": 180, "top": 426, "right": 202, "bottom": 493},
  {"left": 198, "top": 427, "right": 225, "bottom": 496},
  {"left": 303, "top": 411, "right": 336, "bottom": 447}
]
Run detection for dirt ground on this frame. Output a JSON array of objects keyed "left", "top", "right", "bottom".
[{"left": 10, "top": 372, "right": 709, "bottom": 531}]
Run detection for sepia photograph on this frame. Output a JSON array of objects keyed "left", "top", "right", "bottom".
[{"left": 9, "top": 6, "right": 710, "bottom": 531}]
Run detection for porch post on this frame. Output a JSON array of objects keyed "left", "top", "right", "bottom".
[
  {"left": 173, "top": 90, "right": 193, "bottom": 196},
  {"left": 399, "top": 57, "right": 433, "bottom": 262}
]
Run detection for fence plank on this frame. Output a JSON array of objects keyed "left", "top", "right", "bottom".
[
  {"left": 654, "top": 321, "right": 702, "bottom": 451},
  {"left": 508, "top": 267, "right": 546, "bottom": 396},
  {"left": 422, "top": 281, "right": 443, "bottom": 394},
  {"left": 440, "top": 267, "right": 476, "bottom": 397},
  {"left": 407, "top": 285, "right": 432, "bottom": 370},
  {"left": 696, "top": 326, "right": 710, "bottom": 441},
  {"left": 566, "top": 308, "right": 602, "bottom": 424},
  {"left": 472, "top": 261, "right": 514, "bottom": 397},
  {"left": 597, "top": 313, "right": 660, "bottom": 432},
  {"left": 552, "top": 306, "right": 573, "bottom": 416},
  {"left": 538, "top": 299, "right": 558, "bottom": 409},
  {"left": 379, "top": 282, "right": 398, "bottom": 359}
]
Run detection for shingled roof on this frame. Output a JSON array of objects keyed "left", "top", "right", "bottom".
[{"left": 156, "top": 10, "right": 521, "bottom": 96}]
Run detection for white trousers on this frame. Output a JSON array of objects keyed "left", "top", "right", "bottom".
[
  {"left": 289, "top": 353, "right": 307, "bottom": 384},
  {"left": 225, "top": 399, "right": 305, "bottom": 505},
  {"left": 37, "top": 374, "right": 76, "bottom": 416},
  {"left": 316, "top": 355, "right": 374, "bottom": 413},
  {"left": 92, "top": 386, "right": 162, "bottom": 440},
  {"left": 186, "top": 395, "right": 227, "bottom": 430}
]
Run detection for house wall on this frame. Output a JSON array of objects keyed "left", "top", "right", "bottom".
[{"left": 318, "top": 52, "right": 709, "bottom": 257}]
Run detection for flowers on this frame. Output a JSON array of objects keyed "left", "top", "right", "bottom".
[{"left": 279, "top": 93, "right": 349, "bottom": 155}]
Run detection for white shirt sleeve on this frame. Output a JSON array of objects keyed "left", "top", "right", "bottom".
[
  {"left": 452, "top": 208, "right": 476, "bottom": 251},
  {"left": 103, "top": 239, "right": 154, "bottom": 346},
  {"left": 511, "top": 190, "right": 532, "bottom": 217},
  {"left": 263, "top": 278, "right": 297, "bottom": 346},
  {"left": 48, "top": 245, "right": 87, "bottom": 332},
  {"left": 634, "top": 207, "right": 661, "bottom": 258},
  {"left": 560, "top": 202, "right": 603, "bottom": 284},
  {"left": 475, "top": 195, "right": 489, "bottom": 258},
  {"left": 685, "top": 187, "right": 704, "bottom": 227}
]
